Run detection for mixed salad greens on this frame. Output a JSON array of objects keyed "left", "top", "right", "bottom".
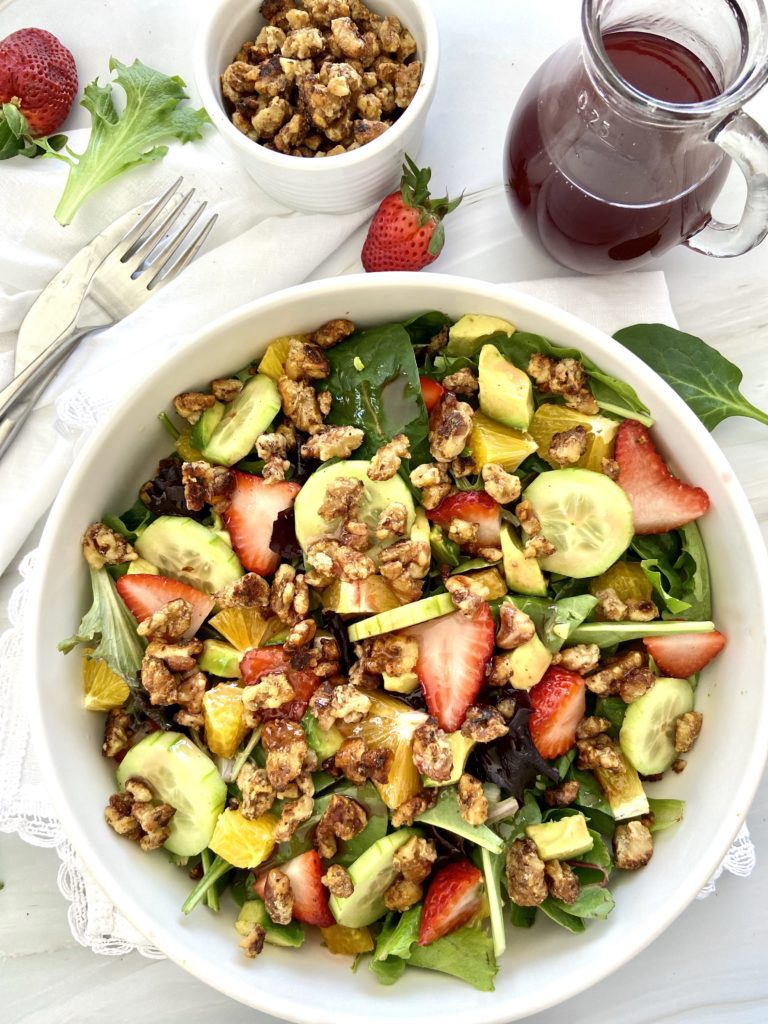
[{"left": 60, "top": 310, "right": 726, "bottom": 990}]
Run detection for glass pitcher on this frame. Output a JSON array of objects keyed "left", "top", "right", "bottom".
[{"left": 504, "top": 0, "right": 768, "bottom": 274}]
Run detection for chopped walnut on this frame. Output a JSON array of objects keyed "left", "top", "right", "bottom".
[
  {"left": 674, "top": 711, "right": 703, "bottom": 753},
  {"left": 543, "top": 780, "right": 580, "bottom": 807},
  {"left": 174, "top": 670, "right": 207, "bottom": 729},
  {"left": 278, "top": 376, "right": 331, "bottom": 434},
  {"left": 124, "top": 776, "right": 154, "bottom": 803},
  {"left": 140, "top": 656, "right": 178, "bottom": 707},
  {"left": 315, "top": 793, "right": 368, "bottom": 858},
  {"left": 390, "top": 789, "right": 437, "bottom": 827},
  {"left": 442, "top": 368, "right": 479, "bottom": 396},
  {"left": 594, "top": 587, "right": 627, "bottom": 621},
  {"left": 284, "top": 338, "right": 330, "bottom": 381},
  {"left": 353, "top": 118, "right": 388, "bottom": 144},
  {"left": 375, "top": 501, "right": 409, "bottom": 540},
  {"left": 461, "top": 705, "right": 509, "bottom": 743},
  {"left": 577, "top": 733, "right": 624, "bottom": 772},
  {"left": 428, "top": 393, "right": 474, "bottom": 462},
  {"left": 256, "top": 433, "right": 288, "bottom": 462},
  {"left": 586, "top": 651, "right": 645, "bottom": 697},
  {"left": 457, "top": 772, "right": 488, "bottom": 825},
  {"left": 318, "top": 476, "right": 363, "bottom": 521},
  {"left": 481, "top": 463, "right": 521, "bottom": 504},
  {"left": 576, "top": 716, "right": 611, "bottom": 740},
  {"left": 526, "top": 353, "right": 598, "bottom": 415},
  {"left": 322, "top": 863, "right": 354, "bottom": 897},
  {"left": 308, "top": 681, "right": 371, "bottom": 731},
  {"left": 451, "top": 454, "right": 477, "bottom": 479},
  {"left": 104, "top": 783, "right": 176, "bottom": 852},
  {"left": 262, "top": 719, "right": 308, "bottom": 791},
  {"left": 307, "top": 538, "right": 376, "bottom": 581},
  {"left": 393, "top": 836, "right": 437, "bottom": 883},
  {"left": 263, "top": 455, "right": 291, "bottom": 484},
  {"left": 240, "top": 924, "right": 266, "bottom": 958},
  {"left": 602, "top": 457, "right": 620, "bottom": 480},
  {"left": 516, "top": 500, "right": 541, "bottom": 537},
  {"left": 626, "top": 598, "right": 659, "bottom": 622},
  {"left": 383, "top": 877, "right": 422, "bottom": 912},
  {"left": 284, "top": 618, "right": 317, "bottom": 652},
  {"left": 444, "top": 575, "right": 484, "bottom": 618},
  {"left": 173, "top": 391, "right": 216, "bottom": 424},
  {"left": 394, "top": 60, "right": 421, "bottom": 106},
  {"left": 447, "top": 517, "right": 478, "bottom": 548},
  {"left": 613, "top": 820, "right": 653, "bottom": 870},
  {"left": 330, "top": 15, "right": 366, "bottom": 57},
  {"left": 102, "top": 708, "right": 133, "bottom": 758},
  {"left": 137, "top": 599, "right": 192, "bottom": 641},
  {"left": 672, "top": 758, "right": 687, "bottom": 774},
  {"left": 242, "top": 672, "right": 295, "bottom": 723},
  {"left": 339, "top": 518, "right": 370, "bottom": 551},
  {"left": 524, "top": 534, "right": 556, "bottom": 559},
  {"left": 300, "top": 425, "right": 365, "bottom": 460},
  {"left": 270, "top": 564, "right": 310, "bottom": 625},
  {"left": 81, "top": 523, "right": 137, "bottom": 570},
  {"left": 549, "top": 425, "right": 588, "bottom": 466},
  {"left": 311, "top": 318, "right": 355, "bottom": 348},
  {"left": 359, "top": 634, "right": 418, "bottom": 676},
  {"left": 619, "top": 667, "right": 656, "bottom": 703},
  {"left": 237, "top": 764, "right": 277, "bottom": 820},
  {"left": 552, "top": 644, "right": 601, "bottom": 674},
  {"left": 378, "top": 538, "right": 431, "bottom": 598},
  {"left": 214, "top": 573, "right": 270, "bottom": 610},
  {"left": 496, "top": 603, "right": 536, "bottom": 650},
  {"left": 368, "top": 434, "right": 410, "bottom": 481},
  {"left": 331, "top": 737, "right": 368, "bottom": 785},
  {"left": 264, "top": 868, "right": 294, "bottom": 925},
  {"left": 545, "top": 860, "right": 580, "bottom": 904},
  {"left": 182, "top": 461, "right": 235, "bottom": 512},
  {"left": 409, "top": 462, "right": 452, "bottom": 510},
  {"left": 412, "top": 718, "right": 454, "bottom": 782},
  {"left": 506, "top": 838, "right": 547, "bottom": 906},
  {"left": 282, "top": 26, "right": 324, "bottom": 58},
  {"left": 273, "top": 767, "right": 315, "bottom": 841}
]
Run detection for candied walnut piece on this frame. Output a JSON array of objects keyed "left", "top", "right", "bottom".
[
  {"left": 412, "top": 718, "right": 454, "bottom": 782},
  {"left": 394, "top": 60, "right": 422, "bottom": 107},
  {"left": 264, "top": 868, "right": 294, "bottom": 925},
  {"left": 447, "top": 517, "right": 478, "bottom": 548},
  {"left": 409, "top": 461, "right": 452, "bottom": 510},
  {"left": 506, "top": 838, "right": 547, "bottom": 906},
  {"left": 368, "top": 434, "right": 410, "bottom": 481},
  {"left": 585, "top": 650, "right": 645, "bottom": 697},
  {"left": 137, "top": 598, "right": 192, "bottom": 641},
  {"left": 552, "top": 644, "right": 600, "bottom": 674},
  {"left": 278, "top": 376, "right": 330, "bottom": 434},
  {"left": 527, "top": 353, "right": 598, "bottom": 415},
  {"left": 602, "top": 457, "right": 620, "bottom": 480},
  {"left": 331, "top": 16, "right": 366, "bottom": 58},
  {"left": 214, "top": 572, "right": 270, "bottom": 610},
  {"left": 516, "top": 500, "right": 541, "bottom": 537},
  {"left": 274, "top": 112, "right": 309, "bottom": 152},
  {"left": 301, "top": 425, "right": 365, "bottom": 461},
  {"left": 307, "top": 538, "right": 376, "bottom": 581},
  {"left": 308, "top": 680, "right": 371, "bottom": 731},
  {"left": 323, "top": 863, "right": 354, "bottom": 897},
  {"left": 182, "top": 461, "right": 235, "bottom": 513},
  {"left": 577, "top": 733, "right": 624, "bottom": 772},
  {"left": 262, "top": 719, "right": 308, "bottom": 791},
  {"left": 481, "top": 463, "right": 521, "bottom": 505},
  {"left": 445, "top": 575, "right": 484, "bottom": 618},
  {"left": 675, "top": 710, "right": 703, "bottom": 753},
  {"left": 618, "top": 667, "right": 656, "bottom": 703},
  {"left": 549, "top": 425, "right": 588, "bottom": 466},
  {"left": 251, "top": 95, "right": 292, "bottom": 139},
  {"left": 175, "top": 670, "right": 207, "bottom": 729},
  {"left": 626, "top": 598, "right": 659, "bottom": 622},
  {"left": 543, "top": 780, "right": 581, "bottom": 808},
  {"left": 545, "top": 860, "right": 580, "bottom": 904},
  {"left": 273, "top": 766, "right": 315, "bottom": 841},
  {"left": 391, "top": 789, "right": 437, "bottom": 828},
  {"left": 81, "top": 523, "right": 137, "bottom": 570},
  {"left": 575, "top": 716, "right": 611, "bottom": 740},
  {"left": 383, "top": 877, "right": 423, "bottom": 912},
  {"left": 284, "top": 338, "right": 330, "bottom": 381},
  {"left": 429, "top": 393, "right": 474, "bottom": 462},
  {"left": 375, "top": 501, "right": 408, "bottom": 540},
  {"left": 105, "top": 794, "right": 142, "bottom": 840},
  {"left": 457, "top": 772, "right": 488, "bottom": 826},
  {"left": 103, "top": 708, "right": 133, "bottom": 758},
  {"left": 211, "top": 377, "right": 243, "bottom": 402},
  {"left": 173, "top": 391, "right": 216, "bottom": 424},
  {"left": 332, "top": 737, "right": 369, "bottom": 784},
  {"left": 242, "top": 672, "right": 296, "bottom": 723},
  {"left": 285, "top": 618, "right": 317, "bottom": 652},
  {"left": 393, "top": 836, "right": 437, "bottom": 883},
  {"left": 614, "top": 820, "right": 654, "bottom": 870},
  {"left": 240, "top": 924, "right": 266, "bottom": 958},
  {"left": 353, "top": 118, "right": 388, "bottom": 145},
  {"left": 318, "top": 476, "right": 363, "bottom": 521},
  {"left": 124, "top": 776, "right": 153, "bottom": 803},
  {"left": 672, "top": 758, "right": 687, "bottom": 774},
  {"left": 270, "top": 564, "right": 310, "bottom": 625},
  {"left": 311, "top": 318, "right": 355, "bottom": 349},
  {"left": 496, "top": 603, "right": 536, "bottom": 650},
  {"left": 260, "top": 0, "right": 295, "bottom": 27},
  {"left": 442, "top": 367, "right": 479, "bottom": 395},
  {"left": 282, "top": 26, "right": 324, "bottom": 59},
  {"left": 237, "top": 764, "right": 277, "bottom": 820},
  {"left": 360, "top": 634, "right": 419, "bottom": 676},
  {"left": 141, "top": 655, "right": 178, "bottom": 706},
  {"left": 315, "top": 794, "right": 368, "bottom": 858},
  {"left": 594, "top": 587, "right": 627, "bottom": 621},
  {"left": 461, "top": 705, "right": 509, "bottom": 743}
]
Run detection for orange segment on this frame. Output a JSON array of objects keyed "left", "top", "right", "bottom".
[
  {"left": 258, "top": 334, "right": 309, "bottom": 381},
  {"left": 320, "top": 924, "right": 374, "bottom": 955},
  {"left": 344, "top": 692, "right": 428, "bottom": 810},
  {"left": 209, "top": 607, "right": 273, "bottom": 652},
  {"left": 208, "top": 809, "right": 276, "bottom": 868},
  {"left": 203, "top": 683, "right": 248, "bottom": 757},
  {"left": 590, "top": 561, "right": 652, "bottom": 606},
  {"left": 528, "top": 404, "right": 619, "bottom": 472},
  {"left": 470, "top": 411, "right": 538, "bottom": 471},
  {"left": 82, "top": 653, "right": 130, "bottom": 711}
]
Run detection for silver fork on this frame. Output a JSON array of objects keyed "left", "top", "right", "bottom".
[{"left": 0, "top": 179, "right": 217, "bottom": 459}]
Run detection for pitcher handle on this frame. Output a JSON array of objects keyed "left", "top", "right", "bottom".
[{"left": 686, "top": 110, "right": 768, "bottom": 257}]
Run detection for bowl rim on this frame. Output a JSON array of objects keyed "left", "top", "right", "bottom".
[
  {"left": 28, "top": 272, "right": 768, "bottom": 1023},
  {"left": 192, "top": 0, "right": 440, "bottom": 172}
]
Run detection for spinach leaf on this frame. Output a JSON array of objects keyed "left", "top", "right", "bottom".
[
  {"left": 570, "top": 619, "right": 714, "bottom": 647},
  {"left": 499, "top": 790, "right": 542, "bottom": 842},
  {"left": 408, "top": 925, "right": 498, "bottom": 991},
  {"left": 594, "top": 697, "right": 628, "bottom": 735},
  {"left": 402, "top": 310, "right": 453, "bottom": 347},
  {"left": 495, "top": 331, "right": 653, "bottom": 424},
  {"left": 631, "top": 523, "right": 711, "bottom": 620},
  {"left": 539, "top": 899, "right": 585, "bottom": 933},
  {"left": 505, "top": 595, "right": 598, "bottom": 651},
  {"left": 103, "top": 498, "right": 152, "bottom": 541},
  {"left": 614, "top": 323, "right": 768, "bottom": 430},
  {"left": 324, "top": 323, "right": 429, "bottom": 462},
  {"left": 647, "top": 798, "right": 685, "bottom": 832},
  {"left": 415, "top": 788, "right": 503, "bottom": 853},
  {"left": 548, "top": 885, "right": 615, "bottom": 920},
  {"left": 509, "top": 904, "right": 537, "bottom": 928}
]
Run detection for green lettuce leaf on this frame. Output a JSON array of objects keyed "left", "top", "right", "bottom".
[
  {"left": 647, "top": 798, "right": 685, "bottom": 832},
  {"left": 480, "top": 848, "right": 507, "bottom": 956},
  {"left": 58, "top": 567, "right": 145, "bottom": 683},
  {"left": 415, "top": 787, "right": 503, "bottom": 853},
  {"left": 408, "top": 925, "right": 498, "bottom": 991},
  {"left": 43, "top": 58, "right": 210, "bottom": 224},
  {"left": 547, "top": 884, "right": 615, "bottom": 920},
  {"left": 505, "top": 594, "right": 598, "bottom": 652},
  {"left": 540, "top": 899, "right": 585, "bottom": 933}
]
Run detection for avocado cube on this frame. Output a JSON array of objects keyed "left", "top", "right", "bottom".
[
  {"left": 478, "top": 344, "right": 534, "bottom": 430},
  {"left": 446, "top": 314, "right": 516, "bottom": 356},
  {"left": 199, "top": 639, "right": 242, "bottom": 679},
  {"left": 526, "top": 813, "right": 594, "bottom": 861},
  {"left": 423, "top": 730, "right": 476, "bottom": 788},
  {"left": 500, "top": 523, "right": 548, "bottom": 597}
]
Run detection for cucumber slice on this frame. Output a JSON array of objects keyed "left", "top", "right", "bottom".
[
  {"left": 330, "top": 828, "right": 420, "bottom": 927},
  {"left": 347, "top": 592, "right": 455, "bottom": 642},
  {"left": 235, "top": 899, "right": 305, "bottom": 947},
  {"left": 295, "top": 460, "right": 415, "bottom": 563},
  {"left": 620, "top": 677, "right": 694, "bottom": 775},
  {"left": 116, "top": 732, "right": 227, "bottom": 856},
  {"left": 135, "top": 516, "right": 243, "bottom": 595},
  {"left": 190, "top": 401, "right": 224, "bottom": 449},
  {"left": 523, "top": 469, "right": 633, "bottom": 578},
  {"left": 200, "top": 374, "right": 280, "bottom": 466}
]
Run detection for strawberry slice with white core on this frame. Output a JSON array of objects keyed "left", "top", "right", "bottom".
[
  {"left": 223, "top": 472, "right": 300, "bottom": 575},
  {"left": 644, "top": 630, "right": 726, "bottom": 678},
  {"left": 410, "top": 603, "right": 495, "bottom": 732},
  {"left": 614, "top": 419, "right": 710, "bottom": 534},
  {"left": 528, "top": 666, "right": 586, "bottom": 760},
  {"left": 418, "top": 859, "right": 484, "bottom": 946},
  {"left": 253, "top": 850, "right": 334, "bottom": 927},
  {"left": 115, "top": 574, "right": 213, "bottom": 638},
  {"left": 426, "top": 490, "right": 501, "bottom": 546}
]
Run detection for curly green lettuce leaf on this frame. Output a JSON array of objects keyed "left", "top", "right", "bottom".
[
  {"left": 0, "top": 101, "right": 67, "bottom": 159},
  {"left": 408, "top": 925, "right": 498, "bottom": 991},
  {"left": 42, "top": 58, "right": 210, "bottom": 224},
  {"left": 546, "top": 884, "right": 615, "bottom": 921},
  {"left": 58, "top": 567, "right": 145, "bottom": 683}
]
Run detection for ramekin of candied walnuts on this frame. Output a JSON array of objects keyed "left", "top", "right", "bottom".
[{"left": 194, "top": 0, "right": 438, "bottom": 213}]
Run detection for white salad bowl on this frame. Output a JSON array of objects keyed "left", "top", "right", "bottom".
[{"left": 29, "top": 273, "right": 768, "bottom": 1023}]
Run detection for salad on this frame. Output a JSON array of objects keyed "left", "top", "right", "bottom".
[{"left": 60, "top": 310, "right": 726, "bottom": 991}]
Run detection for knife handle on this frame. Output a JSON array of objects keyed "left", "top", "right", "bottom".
[{"left": 0, "top": 362, "right": 62, "bottom": 461}]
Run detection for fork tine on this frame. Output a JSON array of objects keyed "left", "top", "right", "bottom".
[
  {"left": 145, "top": 202, "right": 209, "bottom": 288},
  {"left": 148, "top": 214, "right": 218, "bottom": 291},
  {"left": 125, "top": 188, "right": 196, "bottom": 268},
  {"left": 116, "top": 177, "right": 183, "bottom": 257}
]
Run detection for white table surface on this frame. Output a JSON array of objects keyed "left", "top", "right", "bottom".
[{"left": 1, "top": 0, "right": 767, "bottom": 1021}]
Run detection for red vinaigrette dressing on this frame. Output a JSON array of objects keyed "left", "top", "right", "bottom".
[{"left": 505, "top": 31, "right": 730, "bottom": 272}]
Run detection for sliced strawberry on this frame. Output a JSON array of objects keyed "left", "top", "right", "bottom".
[
  {"left": 528, "top": 666, "right": 586, "bottom": 760},
  {"left": 420, "top": 375, "right": 446, "bottom": 413},
  {"left": 411, "top": 603, "right": 495, "bottom": 732},
  {"left": 223, "top": 472, "right": 300, "bottom": 575},
  {"left": 253, "top": 850, "right": 334, "bottom": 927},
  {"left": 643, "top": 630, "right": 726, "bottom": 678},
  {"left": 115, "top": 574, "right": 213, "bottom": 638},
  {"left": 426, "top": 491, "right": 501, "bottom": 546},
  {"left": 614, "top": 420, "right": 710, "bottom": 535},
  {"left": 240, "top": 646, "right": 319, "bottom": 720},
  {"left": 418, "top": 859, "right": 484, "bottom": 946}
]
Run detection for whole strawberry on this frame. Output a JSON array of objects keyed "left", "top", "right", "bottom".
[
  {"left": 0, "top": 28, "right": 77, "bottom": 138},
  {"left": 362, "top": 156, "right": 463, "bottom": 272}
]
